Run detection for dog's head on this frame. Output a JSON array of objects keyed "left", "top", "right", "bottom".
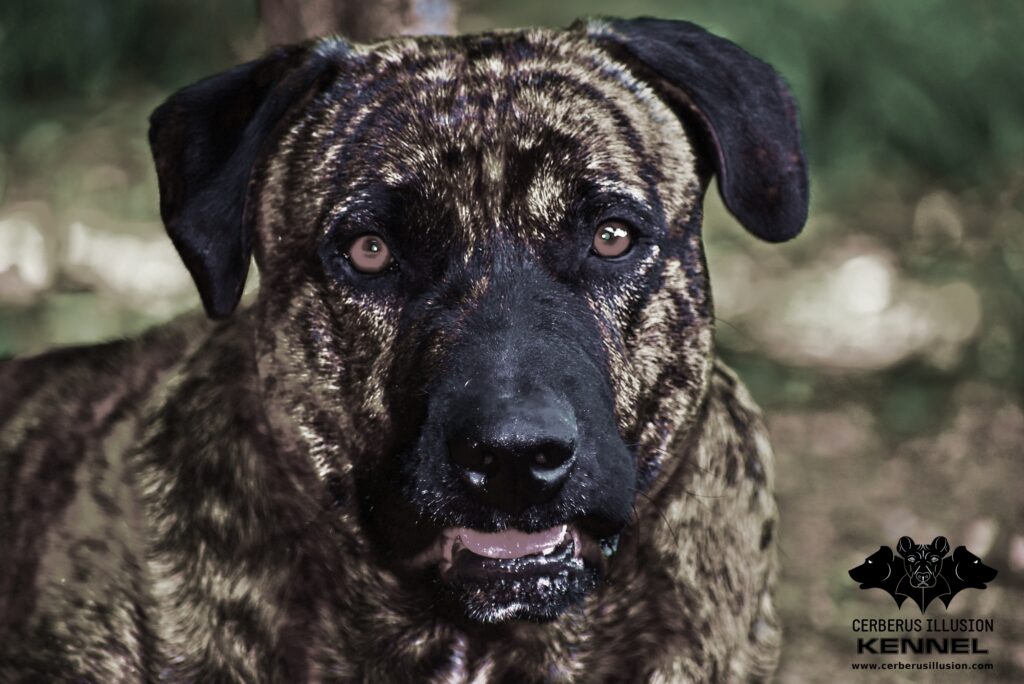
[
  {"left": 897, "top": 536, "right": 949, "bottom": 589},
  {"left": 849, "top": 546, "right": 902, "bottom": 589},
  {"left": 149, "top": 18, "right": 807, "bottom": 623},
  {"left": 948, "top": 546, "right": 998, "bottom": 589}
]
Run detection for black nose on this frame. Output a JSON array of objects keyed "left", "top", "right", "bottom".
[{"left": 447, "top": 393, "right": 577, "bottom": 511}]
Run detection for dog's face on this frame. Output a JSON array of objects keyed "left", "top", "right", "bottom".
[
  {"left": 849, "top": 546, "right": 902, "bottom": 589},
  {"left": 149, "top": 19, "right": 807, "bottom": 623},
  {"left": 950, "top": 546, "right": 997, "bottom": 588},
  {"left": 898, "top": 536, "right": 949, "bottom": 589}
]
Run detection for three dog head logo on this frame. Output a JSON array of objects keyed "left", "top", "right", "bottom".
[
  {"left": 849, "top": 536, "right": 997, "bottom": 612},
  {"left": 149, "top": 19, "right": 809, "bottom": 624}
]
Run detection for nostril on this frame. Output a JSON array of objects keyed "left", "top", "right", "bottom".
[
  {"left": 529, "top": 440, "right": 575, "bottom": 472},
  {"left": 448, "top": 439, "right": 497, "bottom": 480}
]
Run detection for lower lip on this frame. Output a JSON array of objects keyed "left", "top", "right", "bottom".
[
  {"left": 439, "top": 526, "right": 583, "bottom": 577},
  {"left": 450, "top": 525, "right": 571, "bottom": 561},
  {"left": 446, "top": 535, "right": 582, "bottom": 582}
]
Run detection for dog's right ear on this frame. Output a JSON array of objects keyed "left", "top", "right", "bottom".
[
  {"left": 897, "top": 536, "right": 915, "bottom": 556},
  {"left": 877, "top": 546, "right": 894, "bottom": 560},
  {"left": 149, "top": 43, "right": 344, "bottom": 319},
  {"left": 585, "top": 17, "right": 809, "bottom": 243}
]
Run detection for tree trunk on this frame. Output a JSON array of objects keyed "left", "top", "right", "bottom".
[{"left": 261, "top": 0, "right": 456, "bottom": 46}]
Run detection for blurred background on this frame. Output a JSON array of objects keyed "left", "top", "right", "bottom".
[{"left": 0, "top": 0, "right": 1021, "bottom": 680}]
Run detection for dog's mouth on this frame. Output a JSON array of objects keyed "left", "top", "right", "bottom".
[
  {"left": 412, "top": 523, "right": 614, "bottom": 623},
  {"left": 442, "top": 524, "right": 572, "bottom": 571}
]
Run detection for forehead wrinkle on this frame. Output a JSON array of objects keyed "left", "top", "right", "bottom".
[
  {"left": 305, "top": 50, "right": 462, "bottom": 188},
  {"left": 312, "top": 27, "right": 687, "bottom": 155},
  {"left": 498, "top": 42, "right": 699, "bottom": 223},
  {"left": 501, "top": 80, "right": 653, "bottom": 238},
  {"left": 564, "top": 45, "right": 700, "bottom": 222},
  {"left": 291, "top": 29, "right": 699, "bottom": 253},
  {"left": 326, "top": 56, "right": 479, "bottom": 182},
  {"left": 304, "top": 82, "right": 460, "bottom": 234},
  {"left": 314, "top": 82, "right": 489, "bottom": 244},
  {"left": 513, "top": 74, "right": 653, "bottom": 188}
]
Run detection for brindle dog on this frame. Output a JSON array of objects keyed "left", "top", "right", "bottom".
[{"left": 0, "top": 17, "right": 808, "bottom": 683}]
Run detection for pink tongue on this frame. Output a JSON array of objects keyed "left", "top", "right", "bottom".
[{"left": 457, "top": 525, "right": 567, "bottom": 560}]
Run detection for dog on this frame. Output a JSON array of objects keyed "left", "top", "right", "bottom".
[
  {"left": 939, "top": 546, "right": 998, "bottom": 608},
  {"left": 848, "top": 546, "right": 907, "bottom": 608},
  {"left": 0, "top": 17, "right": 808, "bottom": 682},
  {"left": 895, "top": 536, "right": 952, "bottom": 612}
]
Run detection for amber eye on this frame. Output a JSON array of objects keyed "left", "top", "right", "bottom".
[
  {"left": 346, "top": 234, "right": 393, "bottom": 273},
  {"left": 592, "top": 221, "right": 634, "bottom": 258}
]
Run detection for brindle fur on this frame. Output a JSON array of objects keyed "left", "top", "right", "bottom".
[{"left": 0, "top": 19, "right": 805, "bottom": 683}]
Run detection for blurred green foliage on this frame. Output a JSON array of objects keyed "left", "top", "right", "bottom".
[{"left": 0, "top": 0, "right": 258, "bottom": 141}]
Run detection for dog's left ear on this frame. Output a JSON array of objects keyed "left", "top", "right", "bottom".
[
  {"left": 931, "top": 536, "right": 950, "bottom": 556},
  {"left": 149, "top": 43, "right": 343, "bottom": 318},
  {"left": 585, "top": 17, "right": 809, "bottom": 243},
  {"left": 897, "top": 536, "right": 915, "bottom": 556}
]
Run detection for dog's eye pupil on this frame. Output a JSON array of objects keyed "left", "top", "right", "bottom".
[
  {"left": 347, "top": 234, "right": 393, "bottom": 273},
  {"left": 592, "top": 221, "right": 633, "bottom": 258}
]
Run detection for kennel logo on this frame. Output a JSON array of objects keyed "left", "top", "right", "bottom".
[{"left": 849, "top": 536, "right": 998, "bottom": 613}]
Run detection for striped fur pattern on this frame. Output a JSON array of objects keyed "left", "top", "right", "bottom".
[{"left": 0, "top": 20, "right": 796, "bottom": 682}]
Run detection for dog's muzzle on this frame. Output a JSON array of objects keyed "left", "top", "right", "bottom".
[
  {"left": 911, "top": 570, "right": 936, "bottom": 588},
  {"left": 403, "top": 388, "right": 622, "bottom": 622}
]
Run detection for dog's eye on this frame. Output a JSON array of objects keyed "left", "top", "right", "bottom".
[
  {"left": 347, "top": 234, "right": 393, "bottom": 274},
  {"left": 592, "top": 221, "right": 634, "bottom": 258}
]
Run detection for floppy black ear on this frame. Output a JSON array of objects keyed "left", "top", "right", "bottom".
[
  {"left": 149, "top": 43, "right": 343, "bottom": 318},
  {"left": 586, "top": 17, "right": 809, "bottom": 242},
  {"left": 877, "top": 546, "right": 894, "bottom": 560}
]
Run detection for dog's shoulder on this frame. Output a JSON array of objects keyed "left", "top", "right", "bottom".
[
  {"left": 0, "top": 313, "right": 211, "bottom": 434},
  {"left": 0, "top": 314, "right": 214, "bottom": 677}
]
